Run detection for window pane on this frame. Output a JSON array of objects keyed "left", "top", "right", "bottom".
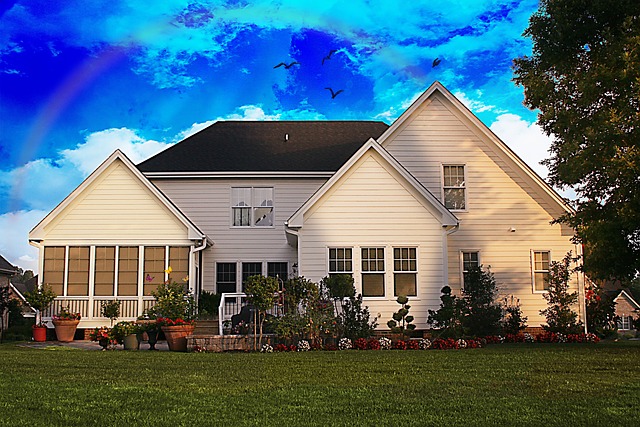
[
  {"left": 43, "top": 247, "right": 65, "bottom": 296},
  {"left": 216, "top": 263, "right": 237, "bottom": 294},
  {"left": 267, "top": 262, "right": 288, "bottom": 281},
  {"left": 169, "top": 246, "right": 189, "bottom": 285},
  {"left": 67, "top": 247, "right": 89, "bottom": 296},
  {"left": 144, "top": 247, "right": 165, "bottom": 296},
  {"left": 118, "top": 247, "right": 139, "bottom": 296},
  {"left": 362, "top": 274, "right": 385, "bottom": 297},
  {"left": 329, "top": 248, "right": 352, "bottom": 273},
  {"left": 242, "top": 262, "right": 262, "bottom": 291},
  {"left": 394, "top": 273, "right": 416, "bottom": 296},
  {"left": 94, "top": 247, "right": 115, "bottom": 296},
  {"left": 254, "top": 206, "right": 273, "bottom": 226},
  {"left": 444, "top": 188, "right": 465, "bottom": 210},
  {"left": 534, "top": 272, "right": 549, "bottom": 291},
  {"left": 233, "top": 207, "right": 251, "bottom": 226}
]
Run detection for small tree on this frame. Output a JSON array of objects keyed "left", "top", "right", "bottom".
[
  {"left": 101, "top": 300, "right": 120, "bottom": 327},
  {"left": 24, "top": 284, "right": 57, "bottom": 327},
  {"left": 540, "top": 252, "right": 583, "bottom": 334},
  {"left": 340, "top": 294, "right": 378, "bottom": 340},
  {"left": 244, "top": 275, "right": 279, "bottom": 350},
  {"left": 427, "top": 286, "right": 466, "bottom": 338},
  {"left": 585, "top": 285, "right": 617, "bottom": 337},
  {"left": 321, "top": 274, "right": 355, "bottom": 316},
  {"left": 0, "top": 286, "right": 12, "bottom": 343},
  {"left": 462, "top": 266, "right": 503, "bottom": 337},
  {"left": 387, "top": 295, "right": 416, "bottom": 338}
]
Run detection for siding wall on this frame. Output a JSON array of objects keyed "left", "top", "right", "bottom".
[
  {"left": 152, "top": 178, "right": 326, "bottom": 292},
  {"left": 298, "top": 150, "right": 446, "bottom": 327},
  {"left": 383, "top": 93, "right": 582, "bottom": 326},
  {"left": 44, "top": 160, "right": 190, "bottom": 245}
]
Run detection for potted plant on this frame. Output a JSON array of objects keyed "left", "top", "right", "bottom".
[
  {"left": 136, "top": 312, "right": 160, "bottom": 350},
  {"left": 89, "top": 326, "right": 113, "bottom": 350},
  {"left": 101, "top": 300, "right": 120, "bottom": 327},
  {"left": 23, "top": 284, "right": 57, "bottom": 342},
  {"left": 52, "top": 307, "right": 81, "bottom": 342},
  {"left": 151, "top": 271, "right": 196, "bottom": 352},
  {"left": 111, "top": 321, "right": 141, "bottom": 350}
]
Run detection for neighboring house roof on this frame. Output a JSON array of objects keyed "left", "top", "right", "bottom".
[
  {"left": 0, "top": 254, "right": 17, "bottom": 276},
  {"left": 29, "top": 150, "right": 208, "bottom": 241},
  {"left": 378, "top": 81, "right": 574, "bottom": 215},
  {"left": 287, "top": 139, "right": 459, "bottom": 229},
  {"left": 137, "top": 121, "right": 389, "bottom": 174},
  {"left": 12, "top": 275, "right": 37, "bottom": 296},
  {"left": 614, "top": 290, "right": 640, "bottom": 311}
]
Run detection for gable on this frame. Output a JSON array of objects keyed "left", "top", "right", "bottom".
[
  {"left": 30, "top": 151, "right": 205, "bottom": 243},
  {"left": 379, "top": 82, "right": 572, "bottom": 219},
  {"left": 288, "top": 141, "right": 458, "bottom": 228}
]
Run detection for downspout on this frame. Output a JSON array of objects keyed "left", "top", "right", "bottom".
[
  {"left": 442, "top": 224, "right": 460, "bottom": 288},
  {"left": 190, "top": 237, "right": 208, "bottom": 298},
  {"left": 284, "top": 226, "right": 301, "bottom": 277}
]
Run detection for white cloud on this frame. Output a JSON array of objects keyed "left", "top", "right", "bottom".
[
  {"left": 0, "top": 210, "right": 47, "bottom": 273},
  {"left": 175, "top": 120, "right": 217, "bottom": 140},
  {"left": 489, "top": 113, "right": 552, "bottom": 178},
  {"left": 214, "top": 104, "right": 326, "bottom": 122}
]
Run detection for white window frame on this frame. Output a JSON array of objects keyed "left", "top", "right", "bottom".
[
  {"left": 361, "top": 247, "right": 385, "bottom": 298},
  {"left": 230, "top": 187, "right": 275, "bottom": 228},
  {"left": 393, "top": 247, "right": 417, "bottom": 297},
  {"left": 442, "top": 164, "right": 467, "bottom": 211},
  {"left": 531, "top": 250, "right": 551, "bottom": 293},
  {"left": 327, "top": 247, "right": 354, "bottom": 275},
  {"left": 617, "top": 316, "right": 633, "bottom": 331},
  {"left": 460, "top": 250, "right": 481, "bottom": 291}
]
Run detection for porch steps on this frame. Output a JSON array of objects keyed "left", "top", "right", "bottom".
[{"left": 193, "top": 319, "right": 220, "bottom": 336}]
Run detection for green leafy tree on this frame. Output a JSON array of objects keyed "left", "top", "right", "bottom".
[
  {"left": 24, "top": 284, "right": 57, "bottom": 327},
  {"left": 0, "top": 286, "right": 11, "bottom": 343},
  {"left": 340, "top": 294, "right": 378, "bottom": 340},
  {"left": 585, "top": 285, "right": 617, "bottom": 337},
  {"left": 462, "top": 266, "right": 503, "bottom": 337},
  {"left": 540, "top": 252, "right": 584, "bottom": 334},
  {"left": 513, "top": 0, "right": 640, "bottom": 281},
  {"left": 427, "top": 286, "right": 466, "bottom": 338},
  {"left": 101, "top": 300, "right": 120, "bottom": 326},
  {"left": 244, "top": 275, "right": 279, "bottom": 349},
  {"left": 387, "top": 295, "right": 416, "bottom": 338}
]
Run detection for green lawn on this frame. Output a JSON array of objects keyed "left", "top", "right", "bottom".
[{"left": 1, "top": 341, "right": 639, "bottom": 426}]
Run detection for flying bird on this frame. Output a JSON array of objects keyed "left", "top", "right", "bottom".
[
  {"left": 325, "top": 87, "right": 344, "bottom": 99},
  {"left": 432, "top": 57, "right": 441, "bottom": 67},
  {"left": 273, "top": 61, "right": 299, "bottom": 69},
  {"left": 322, "top": 49, "right": 338, "bottom": 65}
]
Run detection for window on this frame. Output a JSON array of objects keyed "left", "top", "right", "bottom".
[
  {"left": 169, "top": 247, "right": 189, "bottom": 284},
  {"left": 242, "top": 262, "right": 262, "bottom": 291},
  {"left": 362, "top": 248, "right": 385, "bottom": 297},
  {"left": 94, "top": 247, "right": 115, "bottom": 296},
  {"left": 118, "top": 247, "right": 139, "bottom": 296},
  {"left": 216, "top": 263, "right": 237, "bottom": 294},
  {"left": 533, "top": 251, "right": 550, "bottom": 291},
  {"left": 43, "top": 246, "right": 65, "bottom": 295},
  {"left": 329, "top": 248, "right": 353, "bottom": 275},
  {"left": 267, "top": 262, "right": 288, "bottom": 281},
  {"left": 443, "top": 165, "right": 466, "bottom": 210},
  {"left": 462, "top": 251, "right": 480, "bottom": 289},
  {"left": 144, "top": 247, "right": 166, "bottom": 296},
  {"left": 231, "top": 187, "right": 274, "bottom": 227},
  {"left": 394, "top": 248, "right": 417, "bottom": 296},
  {"left": 617, "top": 316, "right": 633, "bottom": 330},
  {"left": 67, "top": 246, "right": 89, "bottom": 296}
]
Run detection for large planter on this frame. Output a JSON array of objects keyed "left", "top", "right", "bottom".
[
  {"left": 123, "top": 333, "right": 139, "bottom": 350},
  {"left": 162, "top": 324, "right": 195, "bottom": 352},
  {"left": 32, "top": 326, "right": 47, "bottom": 342},
  {"left": 52, "top": 319, "right": 79, "bottom": 342}
]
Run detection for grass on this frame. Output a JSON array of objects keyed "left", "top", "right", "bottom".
[{"left": 1, "top": 341, "right": 639, "bottom": 426}]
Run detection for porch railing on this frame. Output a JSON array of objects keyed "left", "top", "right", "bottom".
[
  {"left": 218, "top": 293, "right": 284, "bottom": 334},
  {"left": 43, "top": 296, "right": 156, "bottom": 322}
]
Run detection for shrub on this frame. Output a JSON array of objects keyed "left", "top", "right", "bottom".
[
  {"left": 585, "top": 285, "right": 617, "bottom": 337},
  {"left": 540, "top": 252, "right": 583, "bottom": 335},
  {"left": 378, "top": 336, "right": 392, "bottom": 350},
  {"left": 392, "top": 340, "right": 407, "bottom": 350},
  {"left": 340, "top": 294, "right": 378, "bottom": 340},
  {"left": 418, "top": 338, "right": 431, "bottom": 350},
  {"left": 367, "top": 338, "right": 381, "bottom": 350},
  {"left": 462, "top": 266, "right": 503, "bottom": 337},
  {"left": 197, "top": 291, "right": 221, "bottom": 319},
  {"left": 387, "top": 295, "right": 416, "bottom": 338},
  {"left": 501, "top": 296, "right": 528, "bottom": 335},
  {"left": 353, "top": 337, "right": 368, "bottom": 350},
  {"left": 406, "top": 340, "right": 420, "bottom": 350},
  {"left": 338, "top": 337, "right": 352, "bottom": 350},
  {"left": 427, "top": 286, "right": 466, "bottom": 338}
]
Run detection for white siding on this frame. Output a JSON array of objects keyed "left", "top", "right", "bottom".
[
  {"left": 383, "top": 92, "right": 581, "bottom": 326},
  {"left": 44, "top": 160, "right": 190, "bottom": 244},
  {"left": 298, "top": 150, "right": 446, "bottom": 328},
  {"left": 152, "top": 178, "right": 326, "bottom": 292}
]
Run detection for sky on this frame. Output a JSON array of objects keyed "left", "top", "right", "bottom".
[{"left": 0, "top": 0, "right": 556, "bottom": 273}]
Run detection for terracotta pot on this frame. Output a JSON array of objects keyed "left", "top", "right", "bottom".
[
  {"left": 162, "top": 324, "right": 195, "bottom": 352},
  {"left": 32, "top": 326, "right": 47, "bottom": 342},
  {"left": 52, "top": 319, "right": 79, "bottom": 342}
]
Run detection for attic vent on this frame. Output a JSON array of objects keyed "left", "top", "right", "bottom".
[{"left": 285, "top": 133, "right": 289, "bottom": 141}]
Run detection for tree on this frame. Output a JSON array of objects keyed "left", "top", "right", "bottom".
[
  {"left": 0, "top": 286, "right": 11, "bottom": 343},
  {"left": 427, "top": 286, "right": 466, "bottom": 338},
  {"left": 585, "top": 286, "right": 617, "bottom": 337},
  {"left": 244, "top": 275, "right": 279, "bottom": 349},
  {"left": 387, "top": 295, "right": 416, "bottom": 338},
  {"left": 461, "top": 266, "right": 503, "bottom": 337},
  {"left": 24, "top": 284, "right": 57, "bottom": 327},
  {"left": 513, "top": 0, "right": 640, "bottom": 281},
  {"left": 540, "top": 252, "right": 584, "bottom": 334}
]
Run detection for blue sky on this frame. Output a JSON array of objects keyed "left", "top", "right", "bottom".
[{"left": 0, "top": 0, "right": 555, "bottom": 272}]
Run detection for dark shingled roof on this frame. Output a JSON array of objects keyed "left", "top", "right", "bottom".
[
  {"left": 137, "top": 121, "right": 389, "bottom": 172},
  {"left": 0, "top": 254, "right": 17, "bottom": 275}
]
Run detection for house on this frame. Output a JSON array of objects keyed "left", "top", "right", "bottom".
[
  {"left": 0, "top": 254, "right": 19, "bottom": 333},
  {"left": 613, "top": 290, "right": 639, "bottom": 332},
  {"left": 28, "top": 81, "right": 586, "bottom": 331}
]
